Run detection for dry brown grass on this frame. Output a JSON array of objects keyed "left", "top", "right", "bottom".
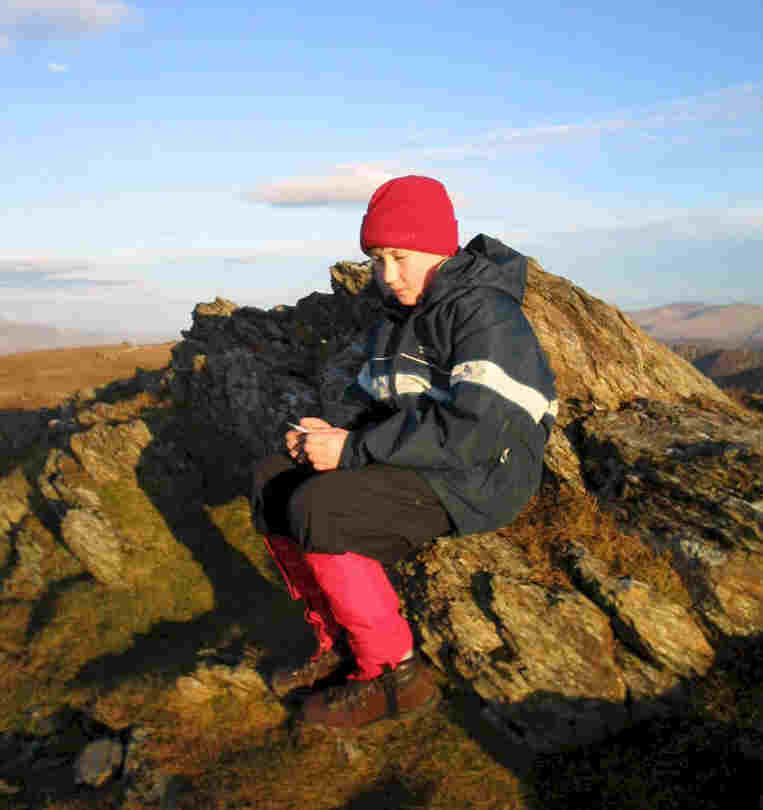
[
  {"left": 126, "top": 701, "right": 533, "bottom": 810},
  {"left": 0, "top": 342, "right": 174, "bottom": 410},
  {"left": 502, "top": 488, "right": 690, "bottom": 604}
]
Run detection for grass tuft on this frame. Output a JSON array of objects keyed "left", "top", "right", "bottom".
[{"left": 500, "top": 488, "right": 691, "bottom": 605}]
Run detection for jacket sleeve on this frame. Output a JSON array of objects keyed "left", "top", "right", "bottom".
[
  {"left": 327, "top": 379, "right": 395, "bottom": 431},
  {"left": 337, "top": 290, "right": 556, "bottom": 471}
]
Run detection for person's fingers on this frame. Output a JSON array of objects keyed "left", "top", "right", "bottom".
[
  {"left": 300, "top": 417, "right": 332, "bottom": 430},
  {"left": 285, "top": 430, "right": 307, "bottom": 459}
]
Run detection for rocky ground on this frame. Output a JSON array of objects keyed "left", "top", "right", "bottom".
[{"left": 0, "top": 259, "right": 761, "bottom": 809}]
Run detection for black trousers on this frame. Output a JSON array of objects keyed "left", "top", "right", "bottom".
[{"left": 251, "top": 454, "right": 453, "bottom": 566}]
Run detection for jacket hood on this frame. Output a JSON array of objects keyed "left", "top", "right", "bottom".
[
  {"left": 377, "top": 234, "right": 527, "bottom": 319},
  {"left": 424, "top": 234, "right": 527, "bottom": 307}
]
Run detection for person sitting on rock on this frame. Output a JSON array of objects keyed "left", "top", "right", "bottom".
[{"left": 251, "top": 175, "right": 557, "bottom": 729}]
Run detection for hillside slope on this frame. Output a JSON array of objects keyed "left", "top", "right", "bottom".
[
  {"left": 0, "top": 317, "right": 174, "bottom": 356},
  {"left": 670, "top": 344, "right": 763, "bottom": 396},
  {"left": 627, "top": 302, "right": 763, "bottom": 347},
  {"left": 0, "top": 343, "right": 175, "bottom": 410}
]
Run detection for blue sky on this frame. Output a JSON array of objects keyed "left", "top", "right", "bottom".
[{"left": 1, "top": 0, "right": 762, "bottom": 337}]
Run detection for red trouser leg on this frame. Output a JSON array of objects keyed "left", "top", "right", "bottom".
[
  {"left": 303, "top": 551, "right": 414, "bottom": 680},
  {"left": 263, "top": 535, "right": 343, "bottom": 654}
]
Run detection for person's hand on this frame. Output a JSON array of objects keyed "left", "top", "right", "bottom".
[
  {"left": 302, "top": 427, "right": 349, "bottom": 471},
  {"left": 299, "top": 417, "right": 332, "bottom": 431},
  {"left": 285, "top": 418, "right": 348, "bottom": 470}
]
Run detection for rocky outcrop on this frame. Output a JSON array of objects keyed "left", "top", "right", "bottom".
[
  {"left": 0, "top": 390, "right": 214, "bottom": 658},
  {"left": 395, "top": 393, "right": 761, "bottom": 750},
  {"left": 168, "top": 263, "right": 384, "bottom": 481},
  {"left": 166, "top": 258, "right": 761, "bottom": 752},
  {"left": 169, "top": 261, "right": 749, "bottom": 486},
  {"left": 1, "top": 256, "right": 760, "bottom": 762}
]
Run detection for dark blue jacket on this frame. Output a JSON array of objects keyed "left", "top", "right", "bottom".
[{"left": 334, "top": 234, "right": 557, "bottom": 536}]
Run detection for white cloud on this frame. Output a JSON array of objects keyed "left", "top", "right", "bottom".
[
  {"left": 511, "top": 207, "right": 763, "bottom": 308},
  {"left": 0, "top": 258, "right": 134, "bottom": 289},
  {"left": 47, "top": 60, "right": 67, "bottom": 71},
  {"left": 0, "top": 32, "right": 10, "bottom": 48},
  {"left": 1, "top": 0, "right": 134, "bottom": 38},
  {"left": 0, "top": 237, "right": 365, "bottom": 271},
  {"left": 0, "top": 285, "right": 190, "bottom": 336},
  {"left": 247, "top": 163, "right": 470, "bottom": 210},
  {"left": 247, "top": 164, "right": 401, "bottom": 207},
  {"left": 417, "top": 82, "right": 763, "bottom": 159},
  {"left": 536, "top": 206, "right": 763, "bottom": 243}
]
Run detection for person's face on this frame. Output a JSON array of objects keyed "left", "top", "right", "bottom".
[{"left": 367, "top": 247, "right": 448, "bottom": 306}]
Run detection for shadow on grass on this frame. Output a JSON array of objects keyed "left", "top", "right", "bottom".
[
  {"left": 338, "top": 769, "right": 437, "bottom": 810},
  {"left": 25, "top": 573, "right": 92, "bottom": 643},
  {"left": 68, "top": 411, "right": 315, "bottom": 697},
  {"left": 0, "top": 407, "right": 55, "bottom": 477},
  {"left": 441, "top": 631, "right": 763, "bottom": 810}
]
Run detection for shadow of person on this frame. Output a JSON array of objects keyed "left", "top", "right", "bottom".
[{"left": 69, "top": 408, "right": 315, "bottom": 698}]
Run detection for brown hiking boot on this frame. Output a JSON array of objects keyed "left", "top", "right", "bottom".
[
  {"left": 271, "top": 647, "right": 348, "bottom": 698},
  {"left": 300, "top": 653, "right": 439, "bottom": 729}
]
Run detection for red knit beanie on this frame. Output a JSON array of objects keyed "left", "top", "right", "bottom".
[{"left": 360, "top": 175, "right": 458, "bottom": 256}]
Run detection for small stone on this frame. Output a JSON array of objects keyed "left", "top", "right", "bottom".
[
  {"left": 335, "top": 734, "right": 364, "bottom": 764},
  {"left": 74, "top": 737, "right": 124, "bottom": 786}
]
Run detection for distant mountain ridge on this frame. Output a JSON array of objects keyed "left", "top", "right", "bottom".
[
  {"left": 626, "top": 302, "right": 763, "bottom": 347},
  {"left": 670, "top": 344, "right": 763, "bottom": 395},
  {"left": 0, "top": 317, "right": 173, "bottom": 355}
]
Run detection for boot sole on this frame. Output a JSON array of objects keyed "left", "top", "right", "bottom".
[{"left": 271, "top": 656, "right": 353, "bottom": 699}]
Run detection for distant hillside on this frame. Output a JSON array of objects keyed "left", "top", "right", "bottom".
[
  {"left": 0, "top": 342, "right": 175, "bottom": 410},
  {"left": 0, "top": 317, "right": 174, "bottom": 355},
  {"left": 627, "top": 302, "right": 763, "bottom": 347},
  {"left": 670, "top": 344, "right": 763, "bottom": 395}
]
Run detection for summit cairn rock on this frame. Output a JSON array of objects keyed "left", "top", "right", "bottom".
[
  {"left": 169, "top": 266, "right": 384, "bottom": 482},
  {"left": 167, "top": 257, "right": 759, "bottom": 751}
]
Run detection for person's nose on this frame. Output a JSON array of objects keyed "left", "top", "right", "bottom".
[{"left": 382, "top": 257, "right": 398, "bottom": 285}]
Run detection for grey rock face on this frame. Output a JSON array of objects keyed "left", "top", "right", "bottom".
[
  {"left": 169, "top": 264, "right": 382, "bottom": 483},
  {"left": 574, "top": 398, "right": 762, "bottom": 637},
  {"left": 399, "top": 540, "right": 630, "bottom": 751}
]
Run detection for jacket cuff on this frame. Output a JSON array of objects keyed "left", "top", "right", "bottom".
[{"left": 338, "top": 430, "right": 361, "bottom": 469}]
